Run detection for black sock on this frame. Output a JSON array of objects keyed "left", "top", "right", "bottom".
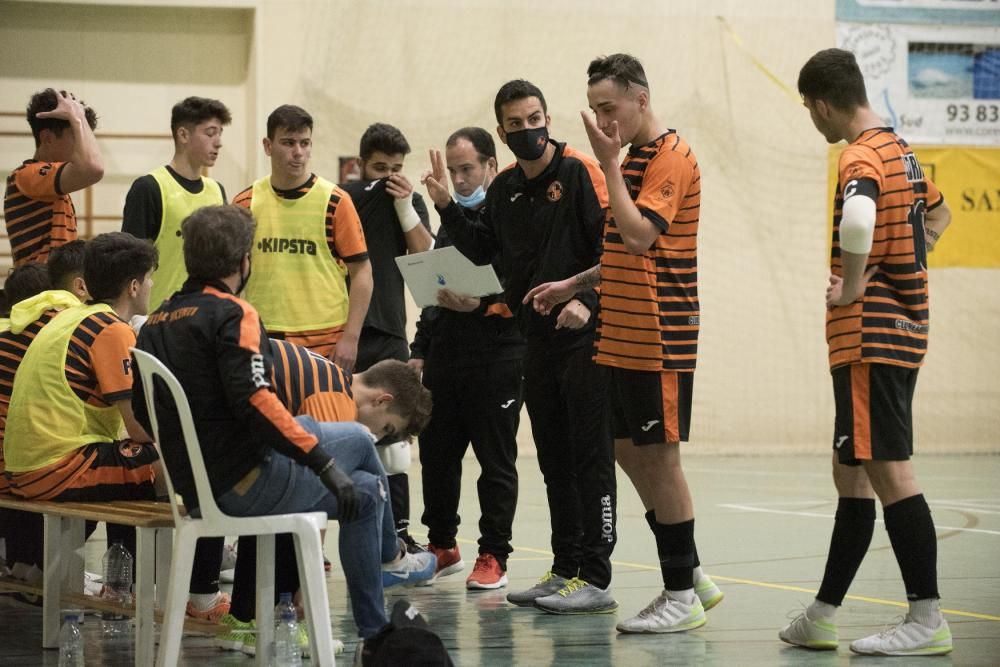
[
  {"left": 884, "top": 494, "right": 939, "bottom": 601},
  {"left": 816, "top": 497, "right": 876, "bottom": 606},
  {"left": 653, "top": 519, "right": 695, "bottom": 590},
  {"left": 647, "top": 509, "right": 700, "bottom": 570}
]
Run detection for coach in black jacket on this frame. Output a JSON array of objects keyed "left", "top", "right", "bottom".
[
  {"left": 423, "top": 82, "right": 617, "bottom": 614},
  {"left": 132, "top": 205, "right": 391, "bottom": 642}
]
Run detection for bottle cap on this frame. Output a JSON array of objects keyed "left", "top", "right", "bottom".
[{"left": 279, "top": 592, "right": 293, "bottom": 603}]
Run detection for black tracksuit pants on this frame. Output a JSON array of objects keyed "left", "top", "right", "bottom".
[
  {"left": 522, "top": 340, "right": 616, "bottom": 589},
  {"left": 419, "top": 358, "right": 522, "bottom": 567}
]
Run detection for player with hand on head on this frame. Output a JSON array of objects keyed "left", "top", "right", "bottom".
[
  {"left": 526, "top": 53, "right": 722, "bottom": 633},
  {"left": 4, "top": 89, "right": 103, "bottom": 266}
]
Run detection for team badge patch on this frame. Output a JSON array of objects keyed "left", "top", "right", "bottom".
[
  {"left": 659, "top": 182, "right": 675, "bottom": 200},
  {"left": 119, "top": 442, "right": 145, "bottom": 458},
  {"left": 546, "top": 181, "right": 563, "bottom": 202}
]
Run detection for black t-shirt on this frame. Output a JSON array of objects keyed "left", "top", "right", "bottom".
[
  {"left": 410, "top": 207, "right": 525, "bottom": 367},
  {"left": 122, "top": 165, "right": 227, "bottom": 240},
  {"left": 339, "top": 178, "right": 430, "bottom": 340},
  {"left": 438, "top": 141, "right": 605, "bottom": 345}
]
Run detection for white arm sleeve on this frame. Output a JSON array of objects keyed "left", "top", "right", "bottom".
[{"left": 840, "top": 194, "right": 876, "bottom": 253}]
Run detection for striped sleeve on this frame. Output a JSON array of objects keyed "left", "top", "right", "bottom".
[
  {"left": 14, "top": 161, "right": 66, "bottom": 200},
  {"left": 89, "top": 319, "right": 137, "bottom": 404},
  {"left": 232, "top": 187, "right": 253, "bottom": 209},
  {"left": 328, "top": 187, "right": 368, "bottom": 263},
  {"left": 633, "top": 146, "right": 695, "bottom": 232}
]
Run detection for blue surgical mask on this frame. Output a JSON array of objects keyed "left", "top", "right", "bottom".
[{"left": 453, "top": 185, "right": 486, "bottom": 209}]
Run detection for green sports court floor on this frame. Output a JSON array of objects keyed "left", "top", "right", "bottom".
[{"left": 2, "top": 453, "right": 998, "bottom": 665}]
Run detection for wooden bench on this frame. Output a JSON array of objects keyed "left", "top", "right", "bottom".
[{"left": 0, "top": 494, "right": 209, "bottom": 665}]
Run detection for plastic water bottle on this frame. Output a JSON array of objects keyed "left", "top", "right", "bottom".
[
  {"left": 273, "top": 592, "right": 302, "bottom": 666},
  {"left": 100, "top": 541, "right": 133, "bottom": 641},
  {"left": 57, "top": 611, "right": 84, "bottom": 667}
]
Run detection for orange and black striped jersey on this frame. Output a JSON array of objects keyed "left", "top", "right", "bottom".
[
  {"left": 64, "top": 312, "right": 137, "bottom": 406},
  {"left": 595, "top": 131, "right": 700, "bottom": 372},
  {"left": 827, "top": 128, "right": 943, "bottom": 370},
  {"left": 0, "top": 309, "right": 57, "bottom": 491},
  {"left": 3, "top": 160, "right": 79, "bottom": 266},
  {"left": 268, "top": 338, "right": 357, "bottom": 422},
  {"left": 233, "top": 175, "right": 368, "bottom": 264}
]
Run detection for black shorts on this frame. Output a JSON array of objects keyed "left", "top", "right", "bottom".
[
  {"left": 609, "top": 367, "right": 693, "bottom": 445},
  {"left": 832, "top": 363, "right": 918, "bottom": 466},
  {"left": 356, "top": 326, "right": 408, "bottom": 372}
]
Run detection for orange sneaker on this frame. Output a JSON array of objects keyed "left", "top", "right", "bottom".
[
  {"left": 185, "top": 591, "right": 231, "bottom": 622},
  {"left": 466, "top": 553, "right": 508, "bottom": 590},
  {"left": 427, "top": 543, "right": 465, "bottom": 579}
]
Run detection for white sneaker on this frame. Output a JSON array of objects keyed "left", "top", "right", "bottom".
[
  {"left": 779, "top": 609, "right": 838, "bottom": 650},
  {"left": 850, "top": 615, "right": 953, "bottom": 656},
  {"left": 616, "top": 590, "right": 706, "bottom": 634},
  {"left": 381, "top": 550, "right": 436, "bottom": 588},
  {"left": 220, "top": 542, "right": 238, "bottom": 570},
  {"left": 84, "top": 571, "right": 103, "bottom": 597}
]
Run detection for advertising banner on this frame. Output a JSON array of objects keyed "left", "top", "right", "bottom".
[{"left": 827, "top": 145, "right": 1000, "bottom": 267}]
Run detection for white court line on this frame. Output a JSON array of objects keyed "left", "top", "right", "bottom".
[
  {"left": 719, "top": 503, "right": 1000, "bottom": 536},
  {"left": 726, "top": 499, "right": 1000, "bottom": 515},
  {"left": 934, "top": 501, "right": 1000, "bottom": 515}
]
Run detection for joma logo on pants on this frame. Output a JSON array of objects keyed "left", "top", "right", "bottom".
[{"left": 601, "top": 495, "right": 614, "bottom": 543}]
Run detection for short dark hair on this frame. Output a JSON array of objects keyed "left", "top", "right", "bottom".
[
  {"left": 27, "top": 89, "right": 98, "bottom": 147},
  {"left": 47, "top": 239, "right": 87, "bottom": 291},
  {"left": 181, "top": 205, "right": 255, "bottom": 281},
  {"left": 363, "top": 359, "right": 433, "bottom": 438},
  {"left": 4, "top": 263, "right": 51, "bottom": 308},
  {"left": 170, "top": 97, "right": 232, "bottom": 140},
  {"left": 493, "top": 79, "right": 547, "bottom": 125},
  {"left": 587, "top": 53, "right": 650, "bottom": 91},
  {"left": 266, "top": 105, "right": 313, "bottom": 140},
  {"left": 84, "top": 232, "right": 158, "bottom": 302},
  {"left": 798, "top": 48, "right": 869, "bottom": 111},
  {"left": 446, "top": 127, "right": 496, "bottom": 162},
  {"left": 359, "top": 123, "right": 411, "bottom": 161}
]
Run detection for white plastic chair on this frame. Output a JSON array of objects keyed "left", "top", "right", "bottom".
[{"left": 131, "top": 348, "right": 336, "bottom": 667}]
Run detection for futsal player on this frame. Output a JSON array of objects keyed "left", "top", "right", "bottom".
[
  {"left": 778, "top": 48, "right": 954, "bottom": 657},
  {"left": 525, "top": 54, "right": 723, "bottom": 631}
]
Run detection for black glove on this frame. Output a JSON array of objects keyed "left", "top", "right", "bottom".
[{"left": 317, "top": 461, "right": 357, "bottom": 521}]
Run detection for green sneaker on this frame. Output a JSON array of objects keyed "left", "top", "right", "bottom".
[
  {"left": 215, "top": 613, "right": 256, "bottom": 653},
  {"left": 694, "top": 574, "right": 724, "bottom": 611},
  {"left": 293, "top": 623, "right": 344, "bottom": 658},
  {"left": 506, "top": 570, "right": 569, "bottom": 607},
  {"left": 533, "top": 577, "right": 618, "bottom": 615}
]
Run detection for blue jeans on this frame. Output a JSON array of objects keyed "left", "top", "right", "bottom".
[{"left": 217, "top": 417, "right": 389, "bottom": 638}]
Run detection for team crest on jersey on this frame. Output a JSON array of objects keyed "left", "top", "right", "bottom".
[
  {"left": 119, "top": 442, "right": 145, "bottom": 458},
  {"left": 546, "top": 181, "right": 563, "bottom": 202},
  {"left": 659, "top": 181, "right": 675, "bottom": 200}
]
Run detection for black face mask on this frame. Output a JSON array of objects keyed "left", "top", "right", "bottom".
[
  {"left": 506, "top": 126, "right": 549, "bottom": 161},
  {"left": 237, "top": 261, "right": 252, "bottom": 295}
]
